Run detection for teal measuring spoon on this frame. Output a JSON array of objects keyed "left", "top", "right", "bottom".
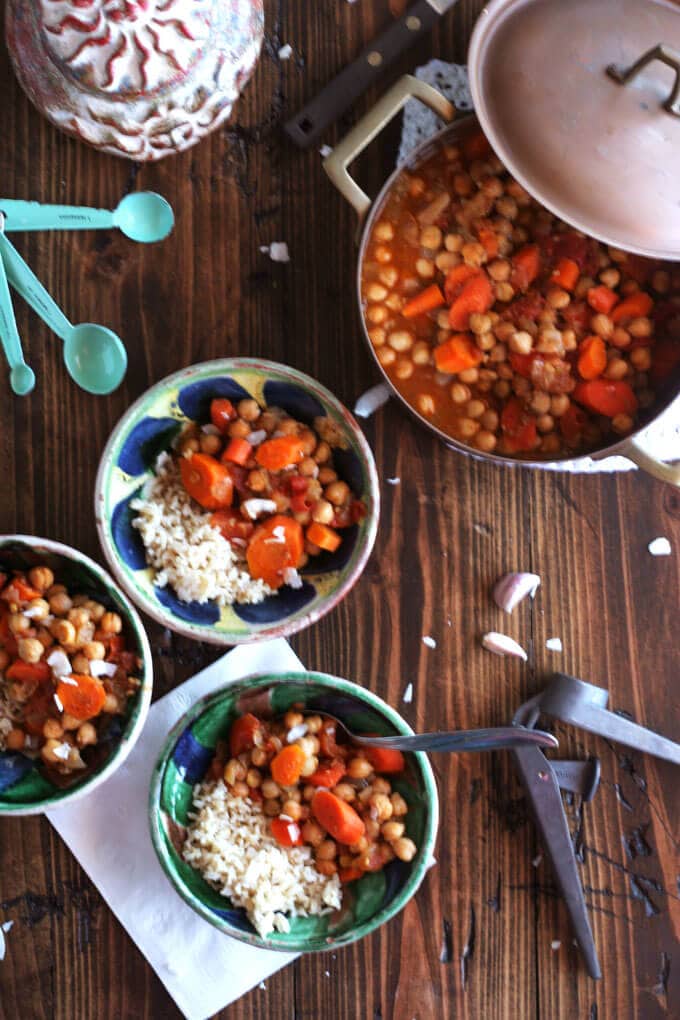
[
  {"left": 0, "top": 232, "right": 127, "bottom": 395},
  {"left": 0, "top": 192, "right": 174, "bottom": 243},
  {"left": 0, "top": 217, "right": 34, "bottom": 395}
]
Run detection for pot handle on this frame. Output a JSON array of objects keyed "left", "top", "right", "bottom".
[
  {"left": 620, "top": 438, "right": 680, "bottom": 487},
  {"left": 323, "top": 74, "right": 455, "bottom": 223}
]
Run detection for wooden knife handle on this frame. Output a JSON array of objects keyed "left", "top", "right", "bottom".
[{"left": 284, "top": 0, "right": 440, "bottom": 149}]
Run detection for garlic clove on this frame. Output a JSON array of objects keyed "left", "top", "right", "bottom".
[
  {"left": 492, "top": 572, "right": 541, "bottom": 614},
  {"left": 481, "top": 632, "right": 528, "bottom": 661}
]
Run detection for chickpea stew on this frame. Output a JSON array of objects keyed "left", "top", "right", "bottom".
[
  {"left": 361, "top": 127, "right": 680, "bottom": 458},
  {"left": 206, "top": 708, "right": 417, "bottom": 882},
  {"left": 0, "top": 566, "right": 142, "bottom": 786}
]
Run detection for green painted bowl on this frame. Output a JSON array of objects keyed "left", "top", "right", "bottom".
[
  {"left": 95, "top": 359, "right": 380, "bottom": 646},
  {"left": 0, "top": 535, "right": 152, "bottom": 816},
  {"left": 149, "top": 672, "right": 439, "bottom": 952}
]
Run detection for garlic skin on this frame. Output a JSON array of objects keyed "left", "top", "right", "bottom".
[
  {"left": 492, "top": 572, "right": 541, "bottom": 614},
  {"left": 481, "top": 632, "right": 528, "bottom": 661}
]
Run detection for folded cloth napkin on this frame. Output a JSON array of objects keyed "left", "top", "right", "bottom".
[
  {"left": 48, "top": 638, "right": 304, "bottom": 1020},
  {"left": 397, "top": 60, "right": 680, "bottom": 474}
]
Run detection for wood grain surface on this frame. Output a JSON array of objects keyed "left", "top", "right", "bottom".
[{"left": 0, "top": 2, "right": 678, "bottom": 1019}]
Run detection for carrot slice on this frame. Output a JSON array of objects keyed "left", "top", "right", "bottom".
[
  {"left": 270, "top": 744, "right": 307, "bottom": 786},
  {"left": 306, "top": 522, "right": 341, "bottom": 553},
  {"left": 270, "top": 817, "right": 304, "bottom": 847},
  {"left": 577, "top": 335, "right": 607, "bottom": 380},
  {"left": 307, "top": 758, "right": 346, "bottom": 788},
  {"left": 611, "top": 291, "right": 653, "bottom": 324},
  {"left": 443, "top": 264, "right": 479, "bottom": 304},
  {"left": 312, "top": 789, "right": 366, "bottom": 845},
  {"left": 220, "top": 437, "right": 252, "bottom": 465},
  {"left": 1, "top": 578, "right": 41, "bottom": 604},
  {"left": 476, "top": 223, "right": 499, "bottom": 259},
  {"left": 338, "top": 867, "right": 363, "bottom": 883},
  {"left": 511, "top": 245, "right": 541, "bottom": 292},
  {"left": 246, "top": 515, "right": 304, "bottom": 589},
  {"left": 363, "top": 747, "right": 405, "bottom": 774},
  {"left": 587, "top": 286, "right": 619, "bottom": 315},
  {"left": 6, "top": 660, "right": 51, "bottom": 684},
  {"left": 402, "top": 284, "right": 445, "bottom": 319},
  {"left": 229, "top": 713, "right": 262, "bottom": 757},
  {"left": 434, "top": 333, "right": 483, "bottom": 375},
  {"left": 255, "top": 436, "right": 306, "bottom": 472},
  {"left": 56, "top": 675, "right": 106, "bottom": 721},
  {"left": 210, "top": 398, "right": 237, "bottom": 433},
  {"left": 448, "top": 272, "right": 493, "bottom": 330},
  {"left": 180, "top": 453, "right": 234, "bottom": 510},
  {"left": 550, "top": 257, "right": 579, "bottom": 291},
  {"left": 572, "top": 380, "right": 638, "bottom": 417}
]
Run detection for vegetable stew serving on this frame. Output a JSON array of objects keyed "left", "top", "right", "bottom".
[{"left": 361, "top": 129, "right": 680, "bottom": 457}]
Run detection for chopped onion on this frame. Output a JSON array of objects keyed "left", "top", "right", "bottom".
[
  {"left": 648, "top": 537, "right": 671, "bottom": 556},
  {"left": 52, "top": 743, "right": 71, "bottom": 761},
  {"left": 319, "top": 144, "right": 333, "bottom": 158},
  {"left": 546, "top": 637, "right": 563, "bottom": 652},
  {"left": 286, "top": 723, "right": 308, "bottom": 742},
  {"left": 53, "top": 693, "right": 64, "bottom": 713},
  {"left": 402, "top": 682, "right": 413, "bottom": 704},
  {"left": 422, "top": 635, "right": 436, "bottom": 649},
  {"left": 260, "top": 242, "right": 290, "bottom": 263},
  {"left": 89, "top": 659, "right": 118, "bottom": 679},
  {"left": 282, "top": 566, "right": 303, "bottom": 589},
  {"left": 242, "top": 498, "right": 277, "bottom": 520},
  {"left": 47, "top": 649, "right": 72, "bottom": 678},
  {"left": 246, "top": 429, "right": 267, "bottom": 446},
  {"left": 481, "top": 632, "right": 528, "bottom": 661},
  {"left": 354, "top": 383, "right": 390, "bottom": 419},
  {"left": 23, "top": 605, "right": 44, "bottom": 619},
  {"left": 387, "top": 477, "right": 401, "bottom": 486},
  {"left": 59, "top": 676, "right": 78, "bottom": 686},
  {"left": 277, "top": 43, "right": 293, "bottom": 60},
  {"left": 492, "top": 572, "right": 541, "bottom": 614}
]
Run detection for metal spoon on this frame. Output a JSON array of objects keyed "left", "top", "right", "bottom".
[
  {"left": 327, "top": 715, "right": 558, "bottom": 753},
  {"left": 0, "top": 232, "right": 127, "bottom": 395},
  {"left": 0, "top": 216, "right": 34, "bottom": 395},
  {"left": 0, "top": 192, "right": 174, "bottom": 243}
]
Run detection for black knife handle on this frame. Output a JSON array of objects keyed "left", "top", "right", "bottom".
[{"left": 284, "top": 0, "right": 440, "bottom": 149}]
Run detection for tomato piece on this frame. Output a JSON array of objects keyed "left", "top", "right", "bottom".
[
  {"left": 23, "top": 687, "right": 54, "bottom": 735},
  {"left": 210, "top": 398, "right": 237, "bottom": 432},
  {"left": 510, "top": 245, "right": 540, "bottom": 292},
  {"left": 229, "top": 713, "right": 262, "bottom": 757},
  {"left": 288, "top": 475, "right": 309, "bottom": 495},
  {"left": 270, "top": 817, "right": 304, "bottom": 847},
  {"left": 319, "top": 720, "right": 342, "bottom": 758},
  {"left": 307, "top": 758, "right": 347, "bottom": 788},
  {"left": 209, "top": 510, "right": 255, "bottom": 542},
  {"left": 559, "top": 404, "right": 588, "bottom": 446},
  {"left": 509, "top": 352, "right": 538, "bottom": 379},
  {"left": 573, "top": 380, "right": 638, "bottom": 418},
  {"left": 501, "top": 397, "right": 537, "bottom": 452},
  {"left": 1, "top": 578, "right": 41, "bottom": 604}
]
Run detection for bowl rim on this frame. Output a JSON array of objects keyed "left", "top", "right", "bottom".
[
  {"left": 148, "top": 670, "right": 440, "bottom": 952},
  {"left": 94, "top": 358, "right": 381, "bottom": 646},
  {"left": 0, "top": 534, "right": 153, "bottom": 816}
]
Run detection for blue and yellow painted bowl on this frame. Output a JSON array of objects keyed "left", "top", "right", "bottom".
[
  {"left": 95, "top": 360, "right": 380, "bottom": 645},
  {"left": 149, "top": 671, "right": 439, "bottom": 952},
  {"left": 0, "top": 535, "right": 152, "bottom": 816}
]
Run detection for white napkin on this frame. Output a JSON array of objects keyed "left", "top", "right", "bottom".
[
  {"left": 47, "top": 638, "right": 304, "bottom": 1020},
  {"left": 398, "top": 60, "right": 680, "bottom": 474}
]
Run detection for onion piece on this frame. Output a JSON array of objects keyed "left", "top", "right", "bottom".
[
  {"left": 282, "top": 567, "right": 303, "bottom": 589},
  {"left": 353, "top": 383, "right": 390, "bottom": 419},
  {"left": 648, "top": 537, "right": 671, "bottom": 556},
  {"left": 402, "top": 682, "right": 413, "bottom": 704},
  {"left": 246, "top": 429, "right": 267, "bottom": 446},
  {"left": 286, "top": 723, "right": 308, "bottom": 742},
  {"left": 492, "top": 572, "right": 541, "bottom": 614},
  {"left": 47, "top": 649, "right": 72, "bottom": 678},
  {"left": 546, "top": 637, "right": 563, "bottom": 652},
  {"left": 481, "top": 632, "right": 528, "bottom": 661},
  {"left": 242, "top": 498, "right": 277, "bottom": 520},
  {"left": 89, "top": 659, "right": 118, "bottom": 679}
]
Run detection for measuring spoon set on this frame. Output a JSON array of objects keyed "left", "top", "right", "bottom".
[{"left": 0, "top": 192, "right": 174, "bottom": 396}]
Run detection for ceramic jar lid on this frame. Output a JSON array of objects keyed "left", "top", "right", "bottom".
[
  {"left": 6, "top": 0, "right": 264, "bottom": 161},
  {"left": 469, "top": 0, "right": 680, "bottom": 260}
]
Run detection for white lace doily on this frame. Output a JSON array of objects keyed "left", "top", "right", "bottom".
[{"left": 398, "top": 60, "right": 680, "bottom": 474}]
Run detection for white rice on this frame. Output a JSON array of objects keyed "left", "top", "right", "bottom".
[
  {"left": 131, "top": 453, "right": 273, "bottom": 606},
  {"left": 182, "top": 781, "right": 341, "bottom": 937}
]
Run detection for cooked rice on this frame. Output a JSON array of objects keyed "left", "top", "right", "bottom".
[
  {"left": 182, "top": 780, "right": 342, "bottom": 937},
  {"left": 131, "top": 452, "right": 273, "bottom": 606}
]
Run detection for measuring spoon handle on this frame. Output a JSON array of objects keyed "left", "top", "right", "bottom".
[
  {"left": 0, "top": 199, "right": 114, "bottom": 233},
  {"left": 0, "top": 233, "right": 72, "bottom": 341},
  {"left": 0, "top": 244, "right": 25, "bottom": 368},
  {"left": 352, "top": 727, "right": 558, "bottom": 753}
]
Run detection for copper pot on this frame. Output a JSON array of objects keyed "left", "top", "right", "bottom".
[{"left": 323, "top": 70, "right": 680, "bottom": 485}]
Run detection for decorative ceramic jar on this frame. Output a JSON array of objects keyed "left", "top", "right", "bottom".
[{"left": 5, "top": 0, "right": 264, "bottom": 160}]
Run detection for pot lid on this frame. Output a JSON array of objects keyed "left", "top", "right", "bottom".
[{"left": 468, "top": 0, "right": 680, "bottom": 260}]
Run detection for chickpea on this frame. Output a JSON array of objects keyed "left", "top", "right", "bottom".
[
  {"left": 179, "top": 436, "right": 200, "bottom": 456},
  {"left": 445, "top": 232, "right": 464, "bottom": 252},
  {"left": 458, "top": 418, "right": 480, "bottom": 440},
  {"left": 652, "top": 269, "right": 670, "bottom": 293},
  {"left": 469, "top": 313, "right": 492, "bottom": 336},
  {"left": 80, "top": 641, "right": 105, "bottom": 663},
  {"left": 629, "top": 316, "right": 652, "bottom": 339},
  {"left": 8, "top": 613, "right": 30, "bottom": 635},
  {"left": 599, "top": 267, "right": 620, "bottom": 288},
  {"left": 84, "top": 600, "right": 106, "bottom": 623},
  {"left": 450, "top": 383, "right": 471, "bottom": 404},
  {"left": 357, "top": 785, "right": 374, "bottom": 806},
  {"left": 419, "top": 225, "right": 442, "bottom": 250},
  {"left": 378, "top": 266, "right": 399, "bottom": 288},
  {"left": 296, "top": 736, "right": 320, "bottom": 758},
  {"left": 481, "top": 409, "right": 499, "bottom": 431},
  {"left": 334, "top": 783, "right": 356, "bottom": 802},
  {"left": 550, "top": 394, "right": 570, "bottom": 417},
  {"left": 512, "top": 376, "right": 531, "bottom": 398},
  {"left": 489, "top": 343, "right": 508, "bottom": 364},
  {"left": 610, "top": 327, "right": 631, "bottom": 349},
  {"left": 250, "top": 747, "right": 268, "bottom": 768},
  {"left": 41, "top": 739, "right": 67, "bottom": 765},
  {"left": 315, "top": 860, "right": 337, "bottom": 877},
  {"left": 18, "top": 637, "right": 44, "bottom": 664},
  {"left": 591, "top": 313, "right": 613, "bottom": 339},
  {"left": 278, "top": 799, "right": 301, "bottom": 822},
  {"left": 630, "top": 347, "right": 651, "bottom": 371},
  {"left": 561, "top": 329, "right": 578, "bottom": 352},
  {"left": 224, "top": 758, "right": 246, "bottom": 786},
  {"left": 547, "top": 287, "right": 570, "bottom": 310},
  {"left": 536, "top": 414, "right": 555, "bottom": 434},
  {"left": 230, "top": 781, "right": 248, "bottom": 798},
  {"left": 376, "top": 346, "right": 396, "bottom": 368},
  {"left": 385, "top": 293, "right": 404, "bottom": 312},
  {"left": 75, "top": 722, "right": 97, "bottom": 748},
  {"left": 509, "top": 331, "right": 533, "bottom": 355},
  {"left": 393, "top": 359, "right": 413, "bottom": 381},
  {"left": 605, "top": 358, "right": 629, "bottom": 381},
  {"left": 382, "top": 820, "right": 406, "bottom": 843},
  {"left": 43, "top": 718, "right": 64, "bottom": 739},
  {"left": 302, "top": 820, "right": 325, "bottom": 846},
  {"left": 388, "top": 330, "right": 414, "bottom": 353},
  {"left": 199, "top": 432, "right": 221, "bottom": 456},
  {"left": 373, "top": 221, "right": 394, "bottom": 242},
  {"left": 435, "top": 251, "right": 460, "bottom": 272},
  {"left": 530, "top": 391, "right": 551, "bottom": 415},
  {"left": 366, "top": 283, "right": 389, "bottom": 303},
  {"left": 367, "top": 304, "right": 388, "bottom": 325},
  {"left": 102, "top": 693, "right": 120, "bottom": 715},
  {"left": 611, "top": 413, "right": 634, "bottom": 435},
  {"left": 486, "top": 258, "right": 510, "bottom": 282},
  {"left": 242, "top": 768, "right": 260, "bottom": 790},
  {"left": 347, "top": 756, "right": 373, "bottom": 780},
  {"left": 415, "top": 257, "right": 435, "bottom": 279},
  {"left": 497, "top": 363, "right": 514, "bottom": 380},
  {"left": 453, "top": 173, "right": 473, "bottom": 196},
  {"left": 466, "top": 399, "right": 485, "bottom": 419},
  {"left": 315, "top": 839, "right": 337, "bottom": 862},
  {"left": 411, "top": 341, "right": 431, "bottom": 366},
  {"left": 28, "top": 566, "right": 54, "bottom": 593},
  {"left": 49, "top": 592, "right": 73, "bottom": 615},
  {"left": 393, "top": 837, "right": 417, "bottom": 862},
  {"left": 461, "top": 241, "right": 487, "bottom": 267},
  {"left": 416, "top": 393, "right": 436, "bottom": 417},
  {"left": 6, "top": 728, "right": 26, "bottom": 751},
  {"left": 391, "top": 792, "right": 408, "bottom": 816},
  {"left": 458, "top": 367, "right": 480, "bottom": 385},
  {"left": 25, "top": 598, "right": 50, "bottom": 621},
  {"left": 475, "top": 430, "right": 497, "bottom": 452},
  {"left": 228, "top": 419, "right": 251, "bottom": 439},
  {"left": 100, "top": 612, "right": 122, "bottom": 635},
  {"left": 495, "top": 196, "right": 518, "bottom": 220},
  {"left": 369, "top": 793, "right": 394, "bottom": 822}
]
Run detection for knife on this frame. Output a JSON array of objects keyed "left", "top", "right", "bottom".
[{"left": 284, "top": 0, "right": 457, "bottom": 148}]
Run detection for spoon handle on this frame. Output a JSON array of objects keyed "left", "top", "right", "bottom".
[
  {"left": 0, "top": 233, "right": 72, "bottom": 341},
  {"left": 0, "top": 199, "right": 114, "bottom": 233},
  {"left": 0, "top": 239, "right": 33, "bottom": 393},
  {"left": 352, "top": 727, "right": 558, "bottom": 753}
]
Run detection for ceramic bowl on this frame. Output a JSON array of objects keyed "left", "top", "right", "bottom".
[
  {"left": 0, "top": 535, "right": 152, "bottom": 816},
  {"left": 149, "top": 671, "right": 439, "bottom": 952},
  {"left": 95, "top": 359, "right": 380, "bottom": 645}
]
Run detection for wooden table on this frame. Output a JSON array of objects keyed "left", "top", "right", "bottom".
[{"left": 1, "top": 2, "right": 678, "bottom": 1018}]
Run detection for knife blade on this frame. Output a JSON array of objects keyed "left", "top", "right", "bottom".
[{"left": 284, "top": 0, "right": 458, "bottom": 149}]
